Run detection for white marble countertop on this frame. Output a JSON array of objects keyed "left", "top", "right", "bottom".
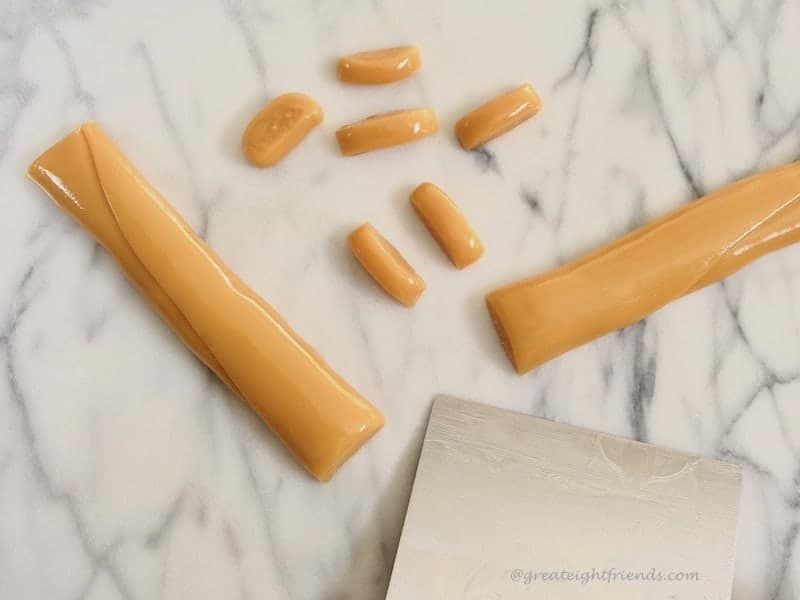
[{"left": 2, "top": 1, "right": 800, "bottom": 598}]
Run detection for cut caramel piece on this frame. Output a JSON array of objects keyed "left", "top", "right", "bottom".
[
  {"left": 486, "top": 162, "right": 800, "bottom": 374},
  {"left": 337, "top": 45, "right": 421, "bottom": 84},
  {"left": 29, "top": 123, "right": 384, "bottom": 481},
  {"left": 410, "top": 182, "right": 484, "bottom": 269},
  {"left": 336, "top": 108, "right": 438, "bottom": 156},
  {"left": 241, "top": 93, "right": 323, "bottom": 167},
  {"left": 348, "top": 224, "right": 426, "bottom": 306},
  {"left": 455, "top": 83, "right": 542, "bottom": 150}
]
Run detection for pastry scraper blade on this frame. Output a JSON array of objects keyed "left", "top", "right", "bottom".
[{"left": 385, "top": 395, "right": 742, "bottom": 599}]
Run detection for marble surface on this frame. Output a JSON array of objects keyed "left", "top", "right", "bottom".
[{"left": 2, "top": 1, "right": 800, "bottom": 598}]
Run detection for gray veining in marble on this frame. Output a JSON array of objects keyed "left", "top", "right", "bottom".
[{"left": 2, "top": 1, "right": 800, "bottom": 599}]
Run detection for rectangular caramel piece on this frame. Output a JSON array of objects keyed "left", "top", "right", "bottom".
[
  {"left": 487, "top": 163, "right": 800, "bottom": 374},
  {"left": 28, "top": 123, "right": 385, "bottom": 481},
  {"left": 410, "top": 182, "right": 483, "bottom": 269},
  {"left": 336, "top": 108, "right": 439, "bottom": 156},
  {"left": 348, "top": 223, "right": 426, "bottom": 307},
  {"left": 337, "top": 45, "right": 421, "bottom": 84},
  {"left": 455, "top": 83, "right": 541, "bottom": 150}
]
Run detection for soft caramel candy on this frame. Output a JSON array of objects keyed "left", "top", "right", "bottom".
[
  {"left": 455, "top": 83, "right": 542, "bottom": 150},
  {"left": 337, "top": 45, "right": 421, "bottom": 84},
  {"left": 410, "top": 182, "right": 483, "bottom": 269},
  {"left": 29, "top": 123, "right": 384, "bottom": 481},
  {"left": 486, "top": 162, "right": 800, "bottom": 374},
  {"left": 348, "top": 224, "right": 426, "bottom": 306},
  {"left": 336, "top": 108, "right": 438, "bottom": 156},
  {"left": 241, "top": 93, "right": 323, "bottom": 167}
]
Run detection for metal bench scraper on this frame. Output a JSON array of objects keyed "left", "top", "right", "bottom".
[{"left": 386, "top": 395, "right": 742, "bottom": 599}]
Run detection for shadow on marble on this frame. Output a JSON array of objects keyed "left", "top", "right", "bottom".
[
  {"left": 324, "top": 402, "right": 431, "bottom": 600},
  {"left": 322, "top": 56, "right": 340, "bottom": 84},
  {"left": 465, "top": 286, "right": 517, "bottom": 374},
  {"left": 389, "top": 183, "right": 451, "bottom": 270},
  {"left": 216, "top": 366, "right": 308, "bottom": 478},
  {"left": 317, "top": 119, "right": 346, "bottom": 158}
]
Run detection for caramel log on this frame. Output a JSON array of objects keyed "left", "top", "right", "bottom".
[
  {"left": 410, "top": 182, "right": 484, "bottom": 269},
  {"left": 348, "top": 224, "right": 426, "bottom": 306},
  {"left": 336, "top": 108, "right": 438, "bottom": 156},
  {"left": 241, "top": 93, "right": 323, "bottom": 167},
  {"left": 337, "top": 45, "right": 421, "bottom": 84},
  {"left": 28, "top": 123, "right": 384, "bottom": 481},
  {"left": 455, "top": 83, "right": 542, "bottom": 150},
  {"left": 486, "top": 162, "right": 800, "bottom": 374}
]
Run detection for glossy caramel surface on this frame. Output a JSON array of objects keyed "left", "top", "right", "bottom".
[
  {"left": 336, "top": 108, "right": 438, "bottom": 156},
  {"left": 486, "top": 163, "right": 800, "bottom": 374},
  {"left": 337, "top": 45, "right": 421, "bottom": 84},
  {"left": 410, "top": 182, "right": 483, "bottom": 269},
  {"left": 28, "top": 123, "right": 384, "bottom": 481},
  {"left": 455, "top": 83, "right": 542, "bottom": 150},
  {"left": 348, "top": 224, "right": 426, "bottom": 306}
]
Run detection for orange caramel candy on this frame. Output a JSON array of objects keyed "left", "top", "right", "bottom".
[
  {"left": 336, "top": 108, "right": 439, "bottom": 156},
  {"left": 337, "top": 45, "right": 421, "bottom": 84},
  {"left": 487, "top": 162, "right": 800, "bottom": 374},
  {"left": 455, "top": 83, "right": 542, "bottom": 150},
  {"left": 410, "top": 182, "right": 483, "bottom": 269},
  {"left": 241, "top": 93, "right": 323, "bottom": 167},
  {"left": 348, "top": 224, "right": 426, "bottom": 307},
  {"left": 29, "top": 123, "right": 384, "bottom": 481}
]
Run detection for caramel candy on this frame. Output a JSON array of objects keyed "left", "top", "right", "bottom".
[
  {"left": 29, "top": 123, "right": 384, "bottom": 481},
  {"left": 486, "top": 162, "right": 800, "bottom": 374},
  {"left": 337, "top": 45, "right": 421, "bottom": 84},
  {"left": 455, "top": 83, "right": 542, "bottom": 150},
  {"left": 336, "top": 108, "right": 439, "bottom": 156},
  {"left": 241, "top": 93, "right": 323, "bottom": 167},
  {"left": 348, "top": 224, "right": 426, "bottom": 306},
  {"left": 410, "top": 182, "right": 483, "bottom": 269}
]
